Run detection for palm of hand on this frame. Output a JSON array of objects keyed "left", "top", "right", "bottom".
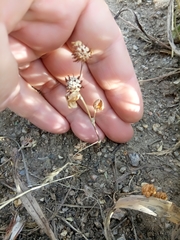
[{"left": 1, "top": 0, "right": 143, "bottom": 143}]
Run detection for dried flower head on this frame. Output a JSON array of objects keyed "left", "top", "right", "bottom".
[
  {"left": 72, "top": 41, "right": 92, "bottom": 62},
  {"left": 66, "top": 75, "right": 82, "bottom": 93},
  {"left": 93, "top": 99, "right": 104, "bottom": 111},
  {"left": 66, "top": 75, "right": 82, "bottom": 108},
  {"left": 141, "top": 184, "right": 157, "bottom": 198}
]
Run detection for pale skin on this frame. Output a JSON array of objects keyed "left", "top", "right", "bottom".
[{"left": 0, "top": 0, "right": 143, "bottom": 143}]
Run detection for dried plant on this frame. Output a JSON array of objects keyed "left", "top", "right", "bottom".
[
  {"left": 65, "top": 41, "right": 104, "bottom": 144},
  {"left": 65, "top": 75, "right": 82, "bottom": 109},
  {"left": 141, "top": 183, "right": 157, "bottom": 198},
  {"left": 141, "top": 183, "right": 168, "bottom": 200},
  {"left": 71, "top": 41, "right": 92, "bottom": 63},
  {"left": 104, "top": 183, "right": 179, "bottom": 240}
]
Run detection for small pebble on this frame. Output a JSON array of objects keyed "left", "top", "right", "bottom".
[
  {"left": 60, "top": 230, "right": 68, "bottom": 237},
  {"left": 90, "top": 174, "right": 98, "bottom": 181},
  {"left": 152, "top": 123, "right": 160, "bottom": 132},
  {"left": 174, "top": 151, "right": 179, "bottom": 157},
  {"left": 97, "top": 152, "right": 102, "bottom": 157},
  {"left": 1, "top": 157, "right": 7, "bottom": 164},
  {"left": 21, "top": 127, "right": 28, "bottom": 133},
  {"left": 122, "top": 186, "right": 130, "bottom": 193},
  {"left": 69, "top": 190, "right": 75, "bottom": 196},
  {"left": 120, "top": 166, "right": 127, "bottom": 173},
  {"left": 19, "top": 169, "right": 26, "bottom": 176},
  {"left": 168, "top": 114, "right": 175, "bottom": 125},
  {"left": 165, "top": 223, "right": 171, "bottom": 229},
  {"left": 94, "top": 221, "right": 102, "bottom": 228},
  {"left": 101, "top": 148, "right": 107, "bottom": 153},
  {"left": 129, "top": 152, "right": 141, "bottom": 167},
  {"left": 133, "top": 45, "right": 138, "bottom": 50},
  {"left": 117, "top": 234, "right": 126, "bottom": 240},
  {"left": 136, "top": 126, "right": 144, "bottom": 132}
]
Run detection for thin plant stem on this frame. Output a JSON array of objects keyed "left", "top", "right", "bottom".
[
  {"left": 79, "top": 95, "right": 100, "bottom": 142},
  {"left": 79, "top": 62, "right": 84, "bottom": 78}
]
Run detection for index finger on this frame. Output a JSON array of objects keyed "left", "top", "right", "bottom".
[{"left": 68, "top": 0, "right": 143, "bottom": 123}]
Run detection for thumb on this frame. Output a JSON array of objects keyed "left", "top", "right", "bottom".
[{"left": 0, "top": 23, "right": 20, "bottom": 111}]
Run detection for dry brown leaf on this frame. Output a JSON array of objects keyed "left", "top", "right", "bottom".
[
  {"left": 15, "top": 178, "right": 57, "bottom": 240},
  {"left": 73, "top": 153, "right": 83, "bottom": 161},
  {"left": 4, "top": 214, "right": 24, "bottom": 240},
  {"left": 104, "top": 195, "right": 180, "bottom": 240},
  {"left": 141, "top": 183, "right": 157, "bottom": 197}
]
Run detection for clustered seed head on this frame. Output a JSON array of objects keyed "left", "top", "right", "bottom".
[
  {"left": 71, "top": 41, "right": 92, "bottom": 62},
  {"left": 66, "top": 75, "right": 82, "bottom": 93},
  {"left": 142, "top": 184, "right": 156, "bottom": 198},
  {"left": 65, "top": 75, "right": 82, "bottom": 109},
  {"left": 141, "top": 183, "right": 168, "bottom": 200}
]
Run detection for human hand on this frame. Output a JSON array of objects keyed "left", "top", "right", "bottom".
[{"left": 0, "top": 0, "right": 143, "bottom": 143}]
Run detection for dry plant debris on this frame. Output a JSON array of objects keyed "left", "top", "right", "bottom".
[
  {"left": 104, "top": 183, "right": 180, "bottom": 240},
  {"left": 66, "top": 75, "right": 82, "bottom": 109},
  {"left": 4, "top": 214, "right": 25, "bottom": 240},
  {"left": 0, "top": 136, "right": 83, "bottom": 239},
  {"left": 71, "top": 40, "right": 92, "bottom": 62},
  {"left": 147, "top": 140, "right": 180, "bottom": 156},
  {"left": 65, "top": 41, "right": 104, "bottom": 144},
  {"left": 141, "top": 183, "right": 168, "bottom": 200},
  {"left": 167, "top": 0, "right": 180, "bottom": 56}
]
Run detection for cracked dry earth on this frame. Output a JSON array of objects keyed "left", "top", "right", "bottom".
[{"left": 0, "top": 0, "right": 180, "bottom": 239}]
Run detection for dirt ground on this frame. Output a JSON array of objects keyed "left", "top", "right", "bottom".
[{"left": 0, "top": 0, "right": 180, "bottom": 239}]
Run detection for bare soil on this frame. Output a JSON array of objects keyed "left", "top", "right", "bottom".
[{"left": 0, "top": 0, "right": 180, "bottom": 239}]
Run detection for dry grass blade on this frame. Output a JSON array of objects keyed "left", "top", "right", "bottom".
[
  {"left": 0, "top": 135, "right": 31, "bottom": 187},
  {"left": 0, "top": 174, "right": 74, "bottom": 210},
  {"left": 139, "top": 69, "right": 180, "bottom": 83},
  {"left": 114, "top": 8, "right": 170, "bottom": 49},
  {"left": 104, "top": 195, "right": 180, "bottom": 240},
  {"left": 4, "top": 214, "right": 24, "bottom": 240},
  {"left": 42, "top": 162, "right": 71, "bottom": 184},
  {"left": 167, "top": 0, "right": 180, "bottom": 56},
  {"left": 147, "top": 140, "right": 180, "bottom": 156},
  {"left": 14, "top": 177, "right": 57, "bottom": 240}
]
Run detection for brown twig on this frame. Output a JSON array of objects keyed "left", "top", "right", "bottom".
[
  {"left": 114, "top": 8, "right": 171, "bottom": 50},
  {"left": 139, "top": 69, "right": 180, "bottom": 83}
]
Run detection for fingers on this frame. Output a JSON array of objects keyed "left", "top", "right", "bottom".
[
  {"left": 4, "top": 0, "right": 142, "bottom": 143},
  {"left": 19, "top": 59, "right": 104, "bottom": 142},
  {"left": 0, "top": 0, "right": 34, "bottom": 33},
  {"left": 10, "top": 0, "right": 87, "bottom": 53},
  {"left": 7, "top": 76, "right": 70, "bottom": 134},
  {"left": 9, "top": 36, "right": 39, "bottom": 67},
  {"left": 0, "top": 23, "right": 20, "bottom": 111},
  {"left": 0, "top": 24, "right": 68, "bottom": 134},
  {"left": 67, "top": 0, "right": 143, "bottom": 122},
  {"left": 42, "top": 46, "right": 134, "bottom": 142}
]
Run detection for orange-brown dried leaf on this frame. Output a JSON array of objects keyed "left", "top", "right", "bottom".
[
  {"left": 72, "top": 41, "right": 92, "bottom": 62},
  {"left": 154, "top": 192, "right": 168, "bottom": 200},
  {"left": 93, "top": 99, "right": 104, "bottom": 111},
  {"left": 142, "top": 184, "right": 157, "bottom": 198}
]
